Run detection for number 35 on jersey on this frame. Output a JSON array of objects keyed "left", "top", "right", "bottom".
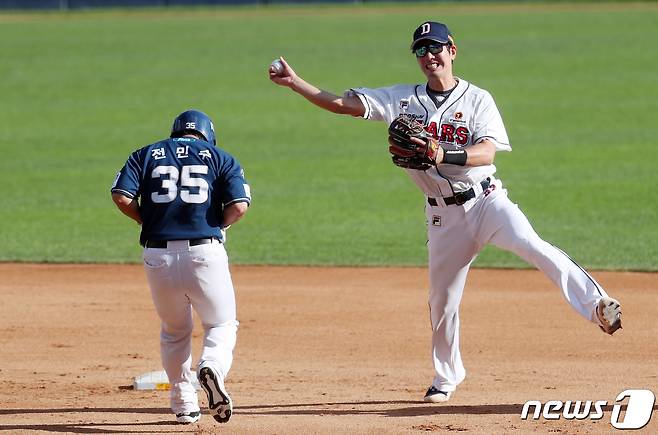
[{"left": 151, "top": 165, "right": 209, "bottom": 204}]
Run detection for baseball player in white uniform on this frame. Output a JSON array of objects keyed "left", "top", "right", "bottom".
[{"left": 270, "top": 21, "right": 622, "bottom": 403}]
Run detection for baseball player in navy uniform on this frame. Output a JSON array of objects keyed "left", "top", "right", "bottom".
[
  {"left": 111, "top": 110, "right": 251, "bottom": 424},
  {"left": 270, "top": 21, "right": 622, "bottom": 403}
]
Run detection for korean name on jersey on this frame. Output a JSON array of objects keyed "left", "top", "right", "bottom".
[{"left": 111, "top": 137, "right": 251, "bottom": 245}]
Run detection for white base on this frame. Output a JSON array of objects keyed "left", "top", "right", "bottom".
[{"left": 133, "top": 370, "right": 202, "bottom": 391}]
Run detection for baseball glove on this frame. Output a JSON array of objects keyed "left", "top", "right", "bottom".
[{"left": 388, "top": 114, "right": 439, "bottom": 170}]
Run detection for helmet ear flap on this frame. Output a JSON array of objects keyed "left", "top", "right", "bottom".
[{"left": 171, "top": 110, "right": 216, "bottom": 145}]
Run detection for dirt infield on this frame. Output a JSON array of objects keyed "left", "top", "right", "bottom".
[{"left": 0, "top": 264, "right": 656, "bottom": 434}]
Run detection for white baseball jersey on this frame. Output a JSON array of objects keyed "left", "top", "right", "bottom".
[{"left": 352, "top": 78, "right": 511, "bottom": 197}]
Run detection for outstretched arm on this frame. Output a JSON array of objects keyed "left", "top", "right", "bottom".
[{"left": 269, "top": 57, "right": 366, "bottom": 117}]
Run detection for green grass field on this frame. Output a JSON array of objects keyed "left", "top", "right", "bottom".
[{"left": 0, "top": 2, "right": 656, "bottom": 269}]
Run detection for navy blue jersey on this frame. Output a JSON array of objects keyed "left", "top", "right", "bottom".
[{"left": 111, "top": 137, "right": 251, "bottom": 246}]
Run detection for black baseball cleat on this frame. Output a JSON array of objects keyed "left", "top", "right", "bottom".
[
  {"left": 175, "top": 410, "right": 201, "bottom": 424},
  {"left": 423, "top": 385, "right": 453, "bottom": 403},
  {"left": 198, "top": 365, "right": 233, "bottom": 423}
]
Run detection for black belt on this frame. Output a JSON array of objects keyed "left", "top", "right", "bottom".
[
  {"left": 428, "top": 178, "right": 491, "bottom": 207},
  {"left": 144, "top": 238, "right": 219, "bottom": 249}
]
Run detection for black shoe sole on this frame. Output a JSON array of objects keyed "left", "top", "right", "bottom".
[{"left": 199, "top": 367, "right": 232, "bottom": 423}]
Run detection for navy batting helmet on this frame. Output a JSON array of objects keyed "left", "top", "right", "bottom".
[{"left": 170, "top": 109, "right": 216, "bottom": 145}]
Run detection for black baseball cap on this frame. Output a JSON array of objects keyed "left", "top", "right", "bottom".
[{"left": 411, "top": 21, "right": 453, "bottom": 50}]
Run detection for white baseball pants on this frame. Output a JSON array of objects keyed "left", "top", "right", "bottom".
[
  {"left": 143, "top": 240, "right": 238, "bottom": 415},
  {"left": 425, "top": 180, "right": 608, "bottom": 392}
]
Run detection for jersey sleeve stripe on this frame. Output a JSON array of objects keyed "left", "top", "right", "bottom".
[
  {"left": 110, "top": 188, "right": 136, "bottom": 199},
  {"left": 225, "top": 197, "right": 251, "bottom": 206},
  {"left": 474, "top": 135, "right": 511, "bottom": 150},
  {"left": 350, "top": 89, "right": 371, "bottom": 119}
]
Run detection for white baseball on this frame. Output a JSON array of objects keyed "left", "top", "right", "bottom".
[{"left": 270, "top": 59, "right": 284, "bottom": 75}]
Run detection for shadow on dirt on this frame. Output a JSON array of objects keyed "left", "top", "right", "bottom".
[
  {"left": 239, "top": 401, "right": 525, "bottom": 417},
  {"left": 0, "top": 408, "right": 178, "bottom": 434},
  {"left": 2, "top": 402, "right": 656, "bottom": 432}
]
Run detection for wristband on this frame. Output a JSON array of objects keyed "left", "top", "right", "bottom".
[{"left": 440, "top": 147, "right": 467, "bottom": 166}]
